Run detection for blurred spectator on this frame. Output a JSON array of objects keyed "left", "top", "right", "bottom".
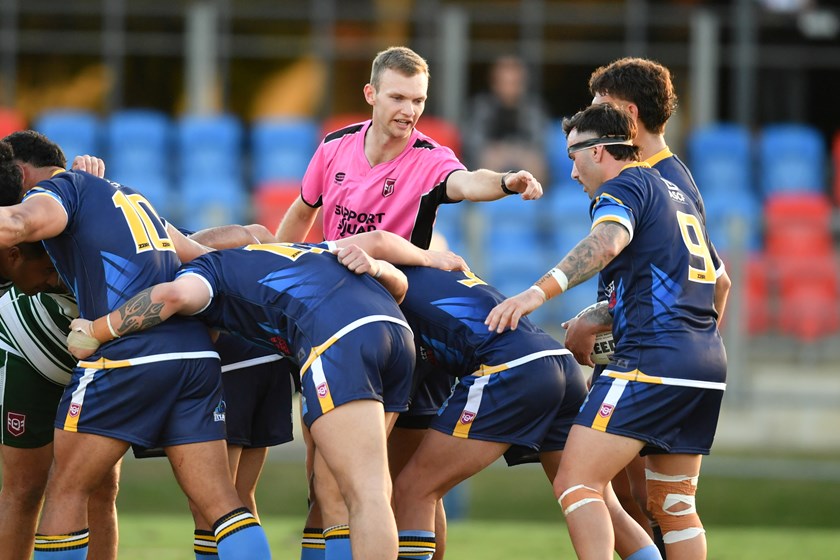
[{"left": 464, "top": 54, "right": 551, "bottom": 184}]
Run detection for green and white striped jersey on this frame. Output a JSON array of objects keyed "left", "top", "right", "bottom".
[{"left": 0, "top": 286, "right": 78, "bottom": 386}]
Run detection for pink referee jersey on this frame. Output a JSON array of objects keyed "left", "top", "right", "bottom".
[{"left": 300, "top": 120, "right": 466, "bottom": 249}]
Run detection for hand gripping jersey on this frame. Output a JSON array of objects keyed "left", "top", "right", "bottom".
[
  {"left": 23, "top": 171, "right": 216, "bottom": 362},
  {"left": 301, "top": 120, "right": 466, "bottom": 248},
  {"left": 591, "top": 164, "right": 727, "bottom": 388}
]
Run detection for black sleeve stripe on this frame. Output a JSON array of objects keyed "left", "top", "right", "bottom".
[
  {"left": 324, "top": 124, "right": 364, "bottom": 144},
  {"left": 412, "top": 139, "right": 436, "bottom": 150}
]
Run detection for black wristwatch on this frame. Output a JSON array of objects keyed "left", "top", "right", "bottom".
[{"left": 500, "top": 171, "right": 517, "bottom": 195}]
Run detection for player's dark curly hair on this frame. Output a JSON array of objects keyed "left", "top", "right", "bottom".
[
  {"left": 588, "top": 57, "right": 677, "bottom": 135},
  {"left": 3, "top": 130, "right": 66, "bottom": 169},
  {"left": 562, "top": 103, "right": 641, "bottom": 162},
  {"left": 0, "top": 141, "right": 23, "bottom": 207}
]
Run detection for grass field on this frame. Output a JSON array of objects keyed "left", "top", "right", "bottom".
[
  {"left": 111, "top": 454, "right": 840, "bottom": 559},
  {"left": 116, "top": 514, "right": 840, "bottom": 559}
]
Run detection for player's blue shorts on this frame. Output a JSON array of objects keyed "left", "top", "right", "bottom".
[
  {"left": 430, "top": 350, "right": 586, "bottom": 451},
  {"left": 56, "top": 355, "right": 225, "bottom": 449},
  {"left": 575, "top": 374, "right": 725, "bottom": 455},
  {"left": 299, "top": 318, "right": 415, "bottom": 428},
  {"left": 216, "top": 333, "right": 296, "bottom": 448},
  {"left": 395, "top": 363, "right": 454, "bottom": 429}
]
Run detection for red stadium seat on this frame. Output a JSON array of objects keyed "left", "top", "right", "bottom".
[
  {"left": 744, "top": 254, "right": 772, "bottom": 335},
  {"left": 776, "top": 256, "right": 840, "bottom": 342},
  {"left": 0, "top": 108, "right": 25, "bottom": 137},
  {"left": 252, "top": 181, "right": 323, "bottom": 243},
  {"left": 764, "top": 192, "right": 834, "bottom": 261},
  {"left": 416, "top": 115, "right": 462, "bottom": 158}
]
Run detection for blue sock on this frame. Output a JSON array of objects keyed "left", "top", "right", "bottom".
[
  {"left": 626, "top": 544, "right": 663, "bottom": 560},
  {"left": 301, "top": 527, "right": 325, "bottom": 560},
  {"left": 324, "top": 524, "right": 351, "bottom": 560},
  {"left": 213, "top": 508, "right": 271, "bottom": 560},
  {"left": 195, "top": 529, "right": 219, "bottom": 559},
  {"left": 398, "top": 530, "right": 436, "bottom": 560},
  {"left": 33, "top": 529, "right": 89, "bottom": 560}
]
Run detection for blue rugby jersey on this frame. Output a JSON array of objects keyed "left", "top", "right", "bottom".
[
  {"left": 23, "top": 171, "right": 215, "bottom": 361},
  {"left": 176, "top": 242, "right": 407, "bottom": 363},
  {"left": 398, "top": 267, "right": 565, "bottom": 376},
  {"left": 590, "top": 164, "right": 726, "bottom": 386}
]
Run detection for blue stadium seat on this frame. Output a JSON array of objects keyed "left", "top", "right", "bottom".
[
  {"left": 121, "top": 174, "right": 175, "bottom": 221},
  {"left": 758, "top": 123, "right": 825, "bottom": 196},
  {"left": 176, "top": 113, "right": 244, "bottom": 181},
  {"left": 32, "top": 110, "right": 101, "bottom": 167},
  {"left": 545, "top": 120, "right": 575, "bottom": 189},
  {"left": 251, "top": 118, "right": 319, "bottom": 185},
  {"left": 106, "top": 109, "right": 173, "bottom": 188},
  {"left": 180, "top": 175, "right": 248, "bottom": 232},
  {"left": 433, "top": 201, "right": 469, "bottom": 258},
  {"left": 703, "top": 192, "right": 763, "bottom": 255},
  {"left": 546, "top": 187, "right": 593, "bottom": 257},
  {"left": 687, "top": 123, "right": 753, "bottom": 199}
]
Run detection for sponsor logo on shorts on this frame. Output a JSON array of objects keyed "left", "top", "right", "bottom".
[
  {"left": 382, "top": 178, "right": 396, "bottom": 197},
  {"left": 68, "top": 403, "right": 82, "bottom": 417},
  {"left": 7, "top": 412, "right": 25, "bottom": 437},
  {"left": 317, "top": 382, "right": 329, "bottom": 398},
  {"left": 459, "top": 410, "right": 476, "bottom": 424},
  {"left": 334, "top": 172, "right": 346, "bottom": 184},
  {"left": 598, "top": 403, "right": 614, "bottom": 418},
  {"left": 214, "top": 400, "right": 226, "bottom": 422}
]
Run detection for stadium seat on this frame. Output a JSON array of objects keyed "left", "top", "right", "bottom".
[
  {"left": 0, "top": 107, "right": 25, "bottom": 138},
  {"left": 545, "top": 120, "right": 574, "bottom": 189},
  {"left": 33, "top": 110, "right": 101, "bottom": 167},
  {"left": 176, "top": 113, "right": 244, "bottom": 181},
  {"left": 546, "top": 187, "right": 594, "bottom": 257},
  {"left": 776, "top": 256, "right": 840, "bottom": 342},
  {"left": 180, "top": 175, "right": 248, "bottom": 232},
  {"left": 433, "top": 201, "right": 469, "bottom": 258},
  {"left": 758, "top": 123, "right": 826, "bottom": 197},
  {"left": 764, "top": 192, "right": 833, "bottom": 260},
  {"left": 252, "top": 181, "right": 323, "bottom": 243},
  {"left": 744, "top": 254, "right": 772, "bottom": 336},
  {"left": 106, "top": 109, "right": 173, "bottom": 187},
  {"left": 416, "top": 115, "right": 462, "bottom": 158},
  {"left": 687, "top": 123, "right": 753, "bottom": 199},
  {"left": 251, "top": 118, "right": 319, "bottom": 185},
  {"left": 703, "top": 191, "right": 763, "bottom": 255}
]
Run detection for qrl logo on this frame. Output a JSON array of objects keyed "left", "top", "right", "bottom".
[
  {"left": 7, "top": 412, "right": 25, "bottom": 437},
  {"left": 459, "top": 411, "right": 476, "bottom": 424},
  {"left": 69, "top": 403, "right": 82, "bottom": 417},
  {"left": 316, "top": 383, "right": 329, "bottom": 398},
  {"left": 598, "top": 403, "right": 614, "bottom": 418},
  {"left": 382, "top": 178, "right": 396, "bottom": 197}
]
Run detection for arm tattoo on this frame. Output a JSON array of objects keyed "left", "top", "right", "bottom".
[
  {"left": 586, "top": 301, "right": 613, "bottom": 328},
  {"left": 559, "top": 222, "right": 629, "bottom": 290},
  {"left": 116, "top": 287, "right": 166, "bottom": 336}
]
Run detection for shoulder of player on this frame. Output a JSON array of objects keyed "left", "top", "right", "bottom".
[{"left": 322, "top": 122, "right": 366, "bottom": 145}]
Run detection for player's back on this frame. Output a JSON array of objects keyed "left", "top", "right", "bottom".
[
  {"left": 596, "top": 166, "right": 724, "bottom": 380},
  {"left": 399, "top": 267, "right": 563, "bottom": 375},
  {"left": 24, "top": 170, "right": 214, "bottom": 358},
  {"left": 178, "top": 242, "right": 406, "bottom": 360}
]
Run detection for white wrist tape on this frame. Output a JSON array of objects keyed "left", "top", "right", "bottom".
[
  {"left": 550, "top": 267, "right": 569, "bottom": 293},
  {"left": 106, "top": 314, "right": 120, "bottom": 339},
  {"left": 528, "top": 285, "right": 547, "bottom": 302}
]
